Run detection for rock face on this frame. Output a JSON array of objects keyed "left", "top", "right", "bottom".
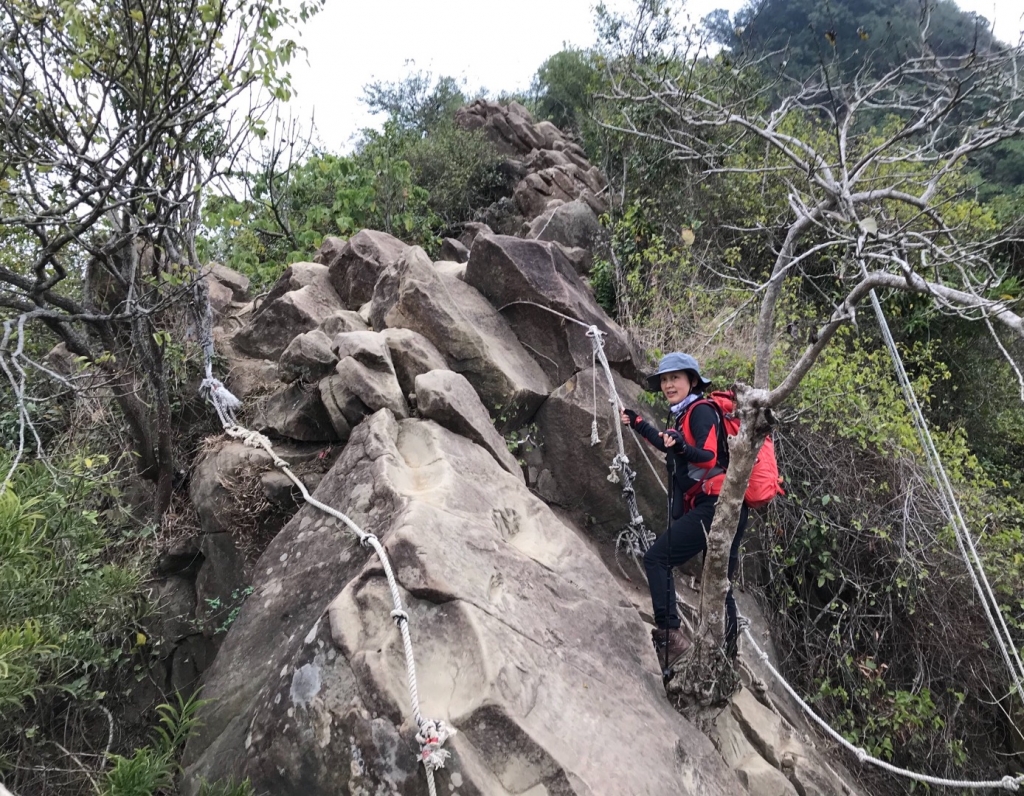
[
  {"left": 533, "top": 367, "right": 667, "bottom": 539},
  {"left": 278, "top": 330, "right": 337, "bottom": 384},
  {"left": 381, "top": 328, "right": 449, "bottom": 398},
  {"left": 465, "top": 234, "right": 640, "bottom": 383},
  {"left": 182, "top": 410, "right": 740, "bottom": 796},
  {"left": 370, "top": 246, "right": 551, "bottom": 430},
  {"left": 527, "top": 199, "right": 604, "bottom": 254},
  {"left": 414, "top": 369, "right": 523, "bottom": 481},
  {"left": 233, "top": 263, "right": 345, "bottom": 360},
  {"left": 324, "top": 228, "right": 410, "bottom": 307}
]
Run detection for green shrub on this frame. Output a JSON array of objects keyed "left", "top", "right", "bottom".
[
  {"left": 0, "top": 457, "right": 141, "bottom": 716},
  {"left": 100, "top": 694, "right": 254, "bottom": 796}
]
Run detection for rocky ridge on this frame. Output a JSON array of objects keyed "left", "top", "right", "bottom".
[{"left": 151, "top": 104, "right": 864, "bottom": 796}]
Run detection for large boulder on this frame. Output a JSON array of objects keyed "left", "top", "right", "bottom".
[
  {"left": 465, "top": 235, "right": 641, "bottom": 383},
  {"left": 532, "top": 367, "right": 667, "bottom": 539},
  {"left": 233, "top": 263, "right": 345, "bottom": 360},
  {"left": 277, "top": 329, "right": 337, "bottom": 384},
  {"left": 256, "top": 383, "right": 339, "bottom": 443},
  {"left": 318, "top": 336, "right": 409, "bottom": 440},
  {"left": 715, "top": 689, "right": 859, "bottom": 796},
  {"left": 324, "top": 229, "right": 409, "bottom": 307},
  {"left": 370, "top": 246, "right": 551, "bottom": 430},
  {"left": 190, "top": 440, "right": 322, "bottom": 537},
  {"left": 414, "top": 369, "right": 523, "bottom": 481},
  {"left": 182, "top": 410, "right": 742, "bottom": 796},
  {"left": 206, "top": 263, "right": 250, "bottom": 302},
  {"left": 527, "top": 199, "right": 604, "bottom": 254},
  {"left": 316, "top": 310, "right": 369, "bottom": 337},
  {"left": 380, "top": 328, "right": 448, "bottom": 398},
  {"left": 438, "top": 237, "right": 470, "bottom": 263}
]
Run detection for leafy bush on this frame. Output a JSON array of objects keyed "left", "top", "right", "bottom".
[
  {"left": 0, "top": 458, "right": 141, "bottom": 717},
  {"left": 0, "top": 456, "right": 145, "bottom": 789},
  {"left": 100, "top": 694, "right": 253, "bottom": 796},
  {"left": 753, "top": 333, "right": 1024, "bottom": 791}
]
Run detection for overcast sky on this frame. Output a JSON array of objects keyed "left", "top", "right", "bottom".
[{"left": 283, "top": 0, "right": 1024, "bottom": 152}]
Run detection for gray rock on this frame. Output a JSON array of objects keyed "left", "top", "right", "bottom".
[
  {"left": 318, "top": 354, "right": 408, "bottom": 439},
  {"left": 170, "top": 635, "right": 217, "bottom": 697},
  {"left": 313, "top": 235, "right": 345, "bottom": 266},
  {"left": 457, "top": 221, "right": 494, "bottom": 250},
  {"left": 233, "top": 264, "right": 345, "bottom": 360},
  {"left": 439, "top": 237, "right": 470, "bottom": 263},
  {"left": 190, "top": 440, "right": 321, "bottom": 536},
  {"left": 330, "top": 330, "right": 392, "bottom": 370},
  {"left": 533, "top": 367, "right": 667, "bottom": 539},
  {"left": 148, "top": 576, "right": 197, "bottom": 644},
  {"left": 414, "top": 369, "right": 523, "bottom": 481},
  {"left": 257, "top": 382, "right": 339, "bottom": 442},
  {"left": 370, "top": 246, "right": 551, "bottom": 430},
  {"left": 380, "top": 327, "right": 448, "bottom": 397},
  {"left": 194, "top": 532, "right": 247, "bottom": 637},
  {"left": 465, "top": 234, "right": 640, "bottom": 383},
  {"left": 723, "top": 689, "right": 858, "bottom": 796},
  {"left": 278, "top": 329, "right": 337, "bottom": 384},
  {"left": 326, "top": 229, "right": 409, "bottom": 307},
  {"left": 203, "top": 275, "right": 234, "bottom": 316},
  {"left": 316, "top": 310, "right": 369, "bottom": 337},
  {"left": 432, "top": 260, "right": 467, "bottom": 281},
  {"left": 527, "top": 199, "right": 604, "bottom": 253},
  {"left": 207, "top": 263, "right": 250, "bottom": 301},
  {"left": 182, "top": 410, "right": 740, "bottom": 796},
  {"left": 260, "top": 470, "right": 298, "bottom": 508}
]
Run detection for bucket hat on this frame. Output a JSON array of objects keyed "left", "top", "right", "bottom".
[{"left": 645, "top": 352, "right": 712, "bottom": 392}]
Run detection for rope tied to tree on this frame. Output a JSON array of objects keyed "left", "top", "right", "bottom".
[{"left": 194, "top": 286, "right": 453, "bottom": 796}]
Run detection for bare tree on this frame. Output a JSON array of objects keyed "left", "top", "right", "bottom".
[
  {"left": 600, "top": 1, "right": 1024, "bottom": 708},
  {"left": 0, "top": 0, "right": 323, "bottom": 517}
]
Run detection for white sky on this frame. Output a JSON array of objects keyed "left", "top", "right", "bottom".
[{"left": 284, "top": 0, "right": 1023, "bottom": 151}]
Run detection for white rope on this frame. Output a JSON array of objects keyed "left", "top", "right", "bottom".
[
  {"left": 855, "top": 239, "right": 1024, "bottom": 707},
  {"left": 193, "top": 286, "right": 452, "bottom": 795},
  {"left": 740, "top": 621, "right": 1024, "bottom": 791}
]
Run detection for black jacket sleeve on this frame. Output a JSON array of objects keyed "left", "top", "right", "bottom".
[{"left": 631, "top": 416, "right": 668, "bottom": 453}]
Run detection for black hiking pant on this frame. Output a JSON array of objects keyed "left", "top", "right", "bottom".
[{"left": 643, "top": 494, "right": 748, "bottom": 649}]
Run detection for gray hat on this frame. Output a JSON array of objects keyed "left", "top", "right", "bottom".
[{"left": 645, "top": 352, "right": 712, "bottom": 392}]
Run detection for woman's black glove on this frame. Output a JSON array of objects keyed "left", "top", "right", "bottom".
[
  {"left": 663, "top": 429, "right": 684, "bottom": 446},
  {"left": 622, "top": 408, "right": 642, "bottom": 428}
]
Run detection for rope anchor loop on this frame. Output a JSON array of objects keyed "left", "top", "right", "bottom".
[{"left": 417, "top": 718, "right": 457, "bottom": 772}]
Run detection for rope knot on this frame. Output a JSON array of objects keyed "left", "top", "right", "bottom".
[
  {"left": 590, "top": 418, "right": 600, "bottom": 446},
  {"left": 360, "top": 534, "right": 379, "bottom": 549},
  {"left": 390, "top": 609, "right": 409, "bottom": 626},
  {"left": 855, "top": 748, "right": 868, "bottom": 764},
  {"left": 1001, "top": 775, "right": 1021, "bottom": 792},
  {"left": 416, "top": 718, "right": 457, "bottom": 772},
  {"left": 607, "top": 453, "right": 629, "bottom": 484}
]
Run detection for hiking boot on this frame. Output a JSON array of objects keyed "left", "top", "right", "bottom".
[{"left": 651, "top": 627, "right": 691, "bottom": 669}]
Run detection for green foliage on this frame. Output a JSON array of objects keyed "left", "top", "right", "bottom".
[
  {"left": 202, "top": 72, "right": 506, "bottom": 288},
  {"left": 532, "top": 48, "right": 602, "bottom": 133},
  {"left": 0, "top": 457, "right": 141, "bottom": 717},
  {"left": 362, "top": 72, "right": 468, "bottom": 135},
  {"left": 201, "top": 142, "right": 436, "bottom": 288},
  {"left": 718, "top": 0, "right": 996, "bottom": 79},
  {"left": 100, "top": 693, "right": 254, "bottom": 796}
]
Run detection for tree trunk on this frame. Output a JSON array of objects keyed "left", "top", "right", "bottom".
[{"left": 666, "top": 383, "right": 771, "bottom": 712}]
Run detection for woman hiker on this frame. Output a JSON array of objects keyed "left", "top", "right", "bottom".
[{"left": 620, "top": 352, "right": 748, "bottom": 671}]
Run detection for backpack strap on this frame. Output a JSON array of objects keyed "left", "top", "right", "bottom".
[{"left": 678, "top": 399, "right": 727, "bottom": 507}]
